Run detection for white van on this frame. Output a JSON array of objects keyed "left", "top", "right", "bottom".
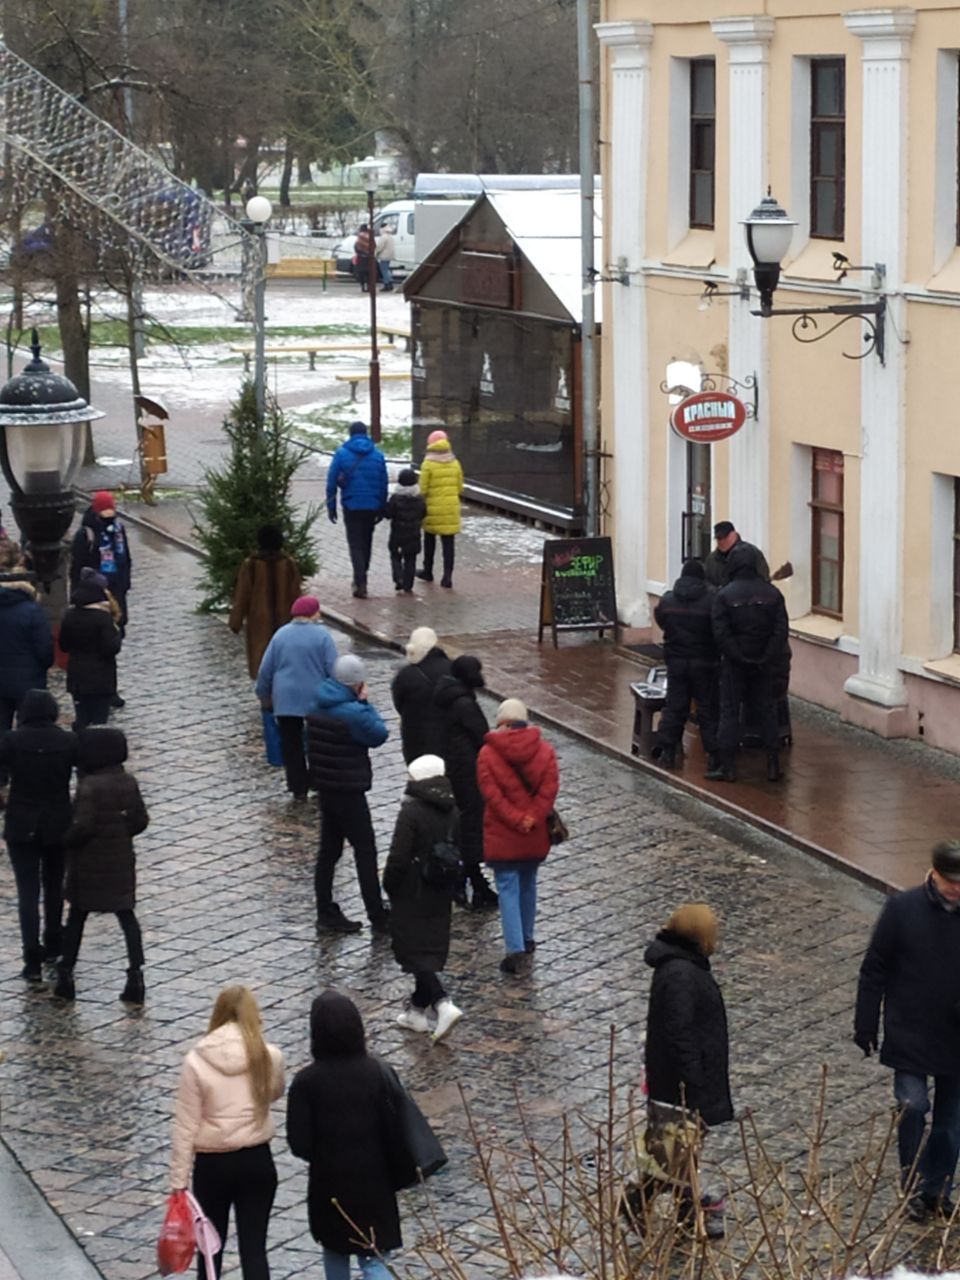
[{"left": 333, "top": 200, "right": 416, "bottom": 277}]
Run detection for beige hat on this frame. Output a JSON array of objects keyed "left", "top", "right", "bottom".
[
  {"left": 496, "top": 698, "right": 528, "bottom": 725},
  {"left": 408, "top": 754, "right": 446, "bottom": 782},
  {"left": 406, "top": 626, "right": 438, "bottom": 665}
]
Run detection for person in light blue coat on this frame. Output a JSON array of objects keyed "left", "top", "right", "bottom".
[
  {"left": 326, "top": 421, "right": 388, "bottom": 600},
  {"left": 256, "top": 596, "right": 339, "bottom": 801}
]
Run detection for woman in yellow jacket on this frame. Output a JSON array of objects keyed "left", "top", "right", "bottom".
[{"left": 416, "top": 431, "right": 464, "bottom": 589}]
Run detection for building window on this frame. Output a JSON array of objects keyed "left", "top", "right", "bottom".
[
  {"left": 810, "top": 58, "right": 845, "bottom": 239},
  {"left": 953, "top": 478, "right": 960, "bottom": 651},
  {"left": 689, "top": 59, "right": 715, "bottom": 230},
  {"left": 811, "top": 449, "right": 844, "bottom": 616}
]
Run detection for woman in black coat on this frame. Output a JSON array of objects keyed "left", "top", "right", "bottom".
[
  {"left": 644, "top": 902, "right": 732, "bottom": 1127},
  {"left": 433, "top": 655, "right": 497, "bottom": 910},
  {"left": 56, "top": 727, "right": 149, "bottom": 1005},
  {"left": 286, "top": 992, "right": 405, "bottom": 1280},
  {"left": 58, "top": 572, "right": 122, "bottom": 728},
  {"left": 390, "top": 627, "right": 450, "bottom": 763},
  {"left": 383, "top": 755, "right": 463, "bottom": 1042}
]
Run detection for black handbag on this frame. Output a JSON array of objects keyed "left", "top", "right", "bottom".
[{"left": 379, "top": 1060, "right": 448, "bottom": 1189}]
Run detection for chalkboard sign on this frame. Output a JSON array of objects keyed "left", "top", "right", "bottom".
[{"left": 538, "top": 537, "right": 618, "bottom": 648}]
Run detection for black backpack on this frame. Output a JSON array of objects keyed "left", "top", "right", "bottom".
[{"left": 418, "top": 817, "right": 462, "bottom": 890}]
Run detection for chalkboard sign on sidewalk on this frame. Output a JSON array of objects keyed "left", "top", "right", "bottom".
[{"left": 538, "top": 537, "right": 618, "bottom": 648}]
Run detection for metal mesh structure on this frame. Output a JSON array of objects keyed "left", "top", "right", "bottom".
[{"left": 0, "top": 39, "right": 259, "bottom": 287}]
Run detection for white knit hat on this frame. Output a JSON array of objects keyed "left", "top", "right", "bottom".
[
  {"left": 496, "top": 698, "right": 528, "bottom": 724},
  {"left": 408, "top": 754, "right": 446, "bottom": 782},
  {"left": 406, "top": 626, "right": 438, "bottom": 665}
]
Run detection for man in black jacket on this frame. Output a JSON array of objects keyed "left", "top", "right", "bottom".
[
  {"left": 855, "top": 842, "right": 960, "bottom": 1222},
  {"left": 653, "top": 560, "right": 719, "bottom": 772},
  {"left": 0, "top": 690, "right": 77, "bottom": 979},
  {"left": 709, "top": 544, "right": 788, "bottom": 783},
  {"left": 703, "top": 520, "right": 770, "bottom": 588}
]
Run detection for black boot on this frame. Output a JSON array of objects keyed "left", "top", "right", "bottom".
[
  {"left": 54, "top": 966, "right": 75, "bottom": 1001},
  {"left": 21, "top": 945, "right": 44, "bottom": 983},
  {"left": 120, "top": 968, "right": 145, "bottom": 1005},
  {"left": 658, "top": 745, "right": 676, "bottom": 769},
  {"left": 766, "top": 751, "right": 781, "bottom": 782},
  {"left": 469, "top": 868, "right": 499, "bottom": 910},
  {"left": 705, "top": 753, "right": 736, "bottom": 782},
  {"left": 705, "top": 752, "right": 721, "bottom": 776}
]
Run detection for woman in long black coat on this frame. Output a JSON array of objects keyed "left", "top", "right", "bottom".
[
  {"left": 390, "top": 627, "right": 450, "bottom": 764},
  {"left": 287, "top": 992, "right": 404, "bottom": 1280},
  {"left": 433, "top": 656, "right": 498, "bottom": 910},
  {"left": 383, "top": 755, "right": 463, "bottom": 1042}
]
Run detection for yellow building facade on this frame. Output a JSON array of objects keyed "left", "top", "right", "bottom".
[{"left": 596, "top": 1, "right": 960, "bottom": 750}]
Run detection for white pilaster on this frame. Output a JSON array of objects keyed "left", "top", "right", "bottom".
[
  {"left": 843, "top": 8, "right": 915, "bottom": 707},
  {"left": 712, "top": 16, "right": 774, "bottom": 551},
  {"left": 596, "top": 20, "right": 654, "bottom": 625}
]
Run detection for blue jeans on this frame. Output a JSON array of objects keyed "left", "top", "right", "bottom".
[
  {"left": 492, "top": 864, "right": 538, "bottom": 955},
  {"left": 322, "top": 1249, "right": 392, "bottom": 1280},
  {"left": 379, "top": 260, "right": 393, "bottom": 287},
  {"left": 894, "top": 1071, "right": 960, "bottom": 1199}
]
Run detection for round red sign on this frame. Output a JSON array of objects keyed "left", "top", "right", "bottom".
[{"left": 670, "top": 391, "right": 747, "bottom": 444}]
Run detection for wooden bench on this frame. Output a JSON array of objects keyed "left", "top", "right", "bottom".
[
  {"left": 266, "top": 258, "right": 336, "bottom": 289},
  {"left": 334, "top": 369, "right": 412, "bottom": 402},
  {"left": 230, "top": 342, "right": 371, "bottom": 372},
  {"left": 377, "top": 324, "right": 412, "bottom": 351}
]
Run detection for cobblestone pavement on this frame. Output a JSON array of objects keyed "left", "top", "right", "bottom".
[{"left": 0, "top": 525, "right": 899, "bottom": 1280}]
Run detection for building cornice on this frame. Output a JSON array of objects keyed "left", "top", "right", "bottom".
[{"left": 594, "top": 19, "right": 653, "bottom": 50}]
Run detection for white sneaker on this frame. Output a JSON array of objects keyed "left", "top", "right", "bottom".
[
  {"left": 432, "top": 999, "right": 463, "bottom": 1042},
  {"left": 396, "top": 1006, "right": 431, "bottom": 1033}
]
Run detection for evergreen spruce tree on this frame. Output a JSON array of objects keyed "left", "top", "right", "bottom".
[{"left": 194, "top": 381, "right": 319, "bottom": 611}]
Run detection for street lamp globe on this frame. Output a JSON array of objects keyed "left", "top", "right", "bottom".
[
  {"left": 245, "top": 194, "right": 273, "bottom": 225},
  {"left": 742, "top": 192, "right": 798, "bottom": 315},
  {"left": 353, "top": 154, "right": 381, "bottom": 194},
  {"left": 0, "top": 330, "right": 105, "bottom": 583}
]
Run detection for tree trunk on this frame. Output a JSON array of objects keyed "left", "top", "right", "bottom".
[
  {"left": 297, "top": 154, "right": 313, "bottom": 185},
  {"left": 279, "top": 140, "right": 293, "bottom": 207},
  {"left": 53, "top": 224, "right": 93, "bottom": 462},
  {"left": 234, "top": 136, "right": 261, "bottom": 195}
]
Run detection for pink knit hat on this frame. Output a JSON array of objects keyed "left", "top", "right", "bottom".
[
  {"left": 290, "top": 595, "right": 320, "bottom": 617},
  {"left": 427, "top": 430, "right": 449, "bottom": 446}
]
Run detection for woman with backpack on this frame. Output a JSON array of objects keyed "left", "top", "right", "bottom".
[
  {"left": 476, "top": 699, "right": 559, "bottom": 977},
  {"left": 383, "top": 754, "right": 463, "bottom": 1042},
  {"left": 169, "top": 985, "right": 285, "bottom": 1280}
]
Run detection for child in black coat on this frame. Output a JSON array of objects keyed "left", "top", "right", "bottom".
[
  {"left": 383, "top": 754, "right": 463, "bottom": 1042},
  {"left": 55, "top": 727, "right": 149, "bottom": 1006},
  {"left": 385, "top": 468, "right": 427, "bottom": 593}
]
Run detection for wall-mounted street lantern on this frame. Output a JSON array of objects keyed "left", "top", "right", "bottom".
[
  {"left": 742, "top": 191, "right": 886, "bottom": 364},
  {"left": 0, "top": 330, "right": 104, "bottom": 585}
]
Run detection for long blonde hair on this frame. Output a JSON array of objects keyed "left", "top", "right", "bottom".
[{"left": 208, "top": 985, "right": 273, "bottom": 1123}]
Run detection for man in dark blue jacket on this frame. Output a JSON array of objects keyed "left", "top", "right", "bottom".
[
  {"left": 0, "top": 569, "right": 53, "bottom": 785},
  {"left": 306, "top": 653, "right": 390, "bottom": 934},
  {"left": 653, "top": 560, "right": 719, "bottom": 772},
  {"left": 855, "top": 842, "right": 960, "bottom": 1222},
  {"left": 326, "top": 421, "right": 388, "bottom": 600}
]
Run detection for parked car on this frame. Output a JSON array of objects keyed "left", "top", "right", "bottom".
[{"left": 334, "top": 200, "right": 416, "bottom": 277}]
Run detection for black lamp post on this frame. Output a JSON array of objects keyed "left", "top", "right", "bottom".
[
  {"left": 742, "top": 190, "right": 887, "bottom": 363},
  {"left": 353, "top": 155, "right": 382, "bottom": 443},
  {"left": 0, "top": 330, "right": 104, "bottom": 585}
]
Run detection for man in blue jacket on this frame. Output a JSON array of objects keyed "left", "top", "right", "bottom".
[
  {"left": 306, "top": 653, "right": 390, "bottom": 933},
  {"left": 855, "top": 841, "right": 960, "bottom": 1222},
  {"left": 326, "top": 421, "right": 388, "bottom": 600}
]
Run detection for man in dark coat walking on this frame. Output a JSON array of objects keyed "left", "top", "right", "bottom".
[
  {"left": 653, "top": 560, "right": 720, "bottom": 773},
  {"left": 325, "top": 421, "right": 388, "bottom": 599},
  {"left": 855, "top": 841, "right": 960, "bottom": 1221},
  {"left": 307, "top": 654, "right": 390, "bottom": 935},
  {"left": 391, "top": 626, "right": 451, "bottom": 764},
  {"left": 709, "top": 544, "right": 788, "bottom": 783},
  {"left": 0, "top": 690, "right": 77, "bottom": 979}
]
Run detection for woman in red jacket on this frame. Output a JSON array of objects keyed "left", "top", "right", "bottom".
[{"left": 476, "top": 698, "right": 559, "bottom": 975}]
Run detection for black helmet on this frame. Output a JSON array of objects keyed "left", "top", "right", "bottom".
[{"left": 932, "top": 841, "right": 960, "bottom": 882}]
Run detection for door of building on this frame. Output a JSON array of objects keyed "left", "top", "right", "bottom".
[{"left": 682, "top": 443, "right": 711, "bottom": 561}]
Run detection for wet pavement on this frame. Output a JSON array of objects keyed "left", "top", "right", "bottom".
[{"left": 0, "top": 524, "right": 895, "bottom": 1280}]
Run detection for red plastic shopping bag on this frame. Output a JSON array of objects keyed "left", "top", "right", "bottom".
[{"left": 157, "top": 1190, "right": 196, "bottom": 1275}]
